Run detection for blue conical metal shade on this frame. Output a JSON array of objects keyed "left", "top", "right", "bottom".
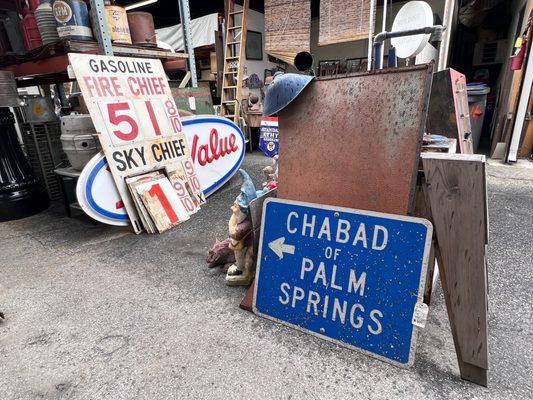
[{"left": 263, "top": 73, "right": 314, "bottom": 116}]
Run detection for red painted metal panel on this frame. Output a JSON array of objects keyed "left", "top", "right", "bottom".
[{"left": 426, "top": 68, "right": 473, "bottom": 154}]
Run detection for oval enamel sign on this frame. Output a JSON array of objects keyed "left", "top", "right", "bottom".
[
  {"left": 182, "top": 115, "right": 245, "bottom": 196},
  {"left": 76, "top": 152, "right": 129, "bottom": 226}
]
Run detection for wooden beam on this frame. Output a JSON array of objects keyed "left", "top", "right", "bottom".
[
  {"left": 179, "top": 71, "right": 191, "bottom": 88},
  {"left": 508, "top": 10, "right": 533, "bottom": 161},
  {"left": 239, "top": 189, "right": 278, "bottom": 312},
  {"left": 519, "top": 91, "right": 533, "bottom": 156},
  {"left": 421, "top": 153, "right": 489, "bottom": 387},
  {"left": 413, "top": 173, "right": 437, "bottom": 305}
]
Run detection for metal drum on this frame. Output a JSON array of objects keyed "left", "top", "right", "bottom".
[
  {"left": 35, "top": 0, "right": 59, "bottom": 45},
  {"left": 0, "top": 71, "right": 24, "bottom": 108},
  {"left": 22, "top": 95, "right": 57, "bottom": 122},
  {"left": 52, "top": 0, "right": 93, "bottom": 40},
  {"left": 127, "top": 12, "right": 156, "bottom": 47},
  {"left": 105, "top": 4, "right": 131, "bottom": 44},
  {"left": 60, "top": 114, "right": 99, "bottom": 170},
  {"left": 0, "top": 108, "right": 50, "bottom": 221}
]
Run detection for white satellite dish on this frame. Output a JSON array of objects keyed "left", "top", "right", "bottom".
[{"left": 391, "top": 1, "right": 434, "bottom": 59}]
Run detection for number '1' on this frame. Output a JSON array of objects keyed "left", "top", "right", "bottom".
[{"left": 148, "top": 183, "right": 178, "bottom": 224}]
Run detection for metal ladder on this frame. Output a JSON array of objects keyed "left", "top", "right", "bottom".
[{"left": 220, "top": 0, "right": 248, "bottom": 125}]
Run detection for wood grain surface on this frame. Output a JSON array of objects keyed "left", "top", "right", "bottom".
[
  {"left": 319, "top": 0, "right": 374, "bottom": 46},
  {"left": 265, "top": 0, "right": 311, "bottom": 63},
  {"left": 422, "top": 153, "right": 489, "bottom": 386}
]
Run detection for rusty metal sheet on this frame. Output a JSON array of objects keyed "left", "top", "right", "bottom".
[{"left": 277, "top": 64, "right": 433, "bottom": 215}]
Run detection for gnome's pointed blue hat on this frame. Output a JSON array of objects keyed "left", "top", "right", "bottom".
[{"left": 236, "top": 169, "right": 257, "bottom": 213}]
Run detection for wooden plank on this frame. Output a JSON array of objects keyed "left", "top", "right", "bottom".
[
  {"left": 0, "top": 39, "right": 187, "bottom": 69},
  {"left": 240, "top": 188, "right": 278, "bottom": 312},
  {"left": 110, "top": 45, "right": 188, "bottom": 59},
  {"left": 0, "top": 39, "right": 187, "bottom": 80},
  {"left": 239, "top": 284, "right": 254, "bottom": 311},
  {"left": 264, "top": 0, "right": 310, "bottom": 63},
  {"left": 490, "top": 59, "right": 514, "bottom": 156},
  {"left": 421, "top": 153, "right": 489, "bottom": 386},
  {"left": 413, "top": 173, "right": 436, "bottom": 305},
  {"left": 214, "top": 31, "right": 224, "bottom": 97},
  {"left": 519, "top": 91, "right": 533, "bottom": 156},
  {"left": 507, "top": 8, "right": 533, "bottom": 161},
  {"left": 179, "top": 71, "right": 191, "bottom": 88},
  {"left": 319, "top": 0, "right": 374, "bottom": 46},
  {"left": 502, "top": 8, "right": 533, "bottom": 156}
]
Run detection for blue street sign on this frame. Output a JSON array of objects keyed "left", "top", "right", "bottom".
[{"left": 253, "top": 198, "right": 433, "bottom": 367}]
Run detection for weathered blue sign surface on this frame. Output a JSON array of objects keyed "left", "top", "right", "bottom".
[{"left": 253, "top": 198, "right": 433, "bottom": 367}]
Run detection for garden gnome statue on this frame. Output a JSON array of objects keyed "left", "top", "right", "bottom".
[{"left": 226, "top": 170, "right": 257, "bottom": 286}]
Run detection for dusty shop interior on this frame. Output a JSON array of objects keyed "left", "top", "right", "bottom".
[{"left": 0, "top": 0, "right": 532, "bottom": 398}]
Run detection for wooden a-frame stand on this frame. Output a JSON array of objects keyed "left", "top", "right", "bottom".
[{"left": 240, "top": 152, "right": 489, "bottom": 387}]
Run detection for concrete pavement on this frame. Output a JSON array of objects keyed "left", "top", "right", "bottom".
[{"left": 0, "top": 153, "right": 532, "bottom": 399}]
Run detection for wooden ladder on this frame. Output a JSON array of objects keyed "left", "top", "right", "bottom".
[{"left": 220, "top": 0, "right": 248, "bottom": 125}]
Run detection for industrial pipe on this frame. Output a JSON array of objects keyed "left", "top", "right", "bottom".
[
  {"left": 294, "top": 51, "right": 314, "bottom": 74},
  {"left": 372, "top": 25, "right": 445, "bottom": 70}
]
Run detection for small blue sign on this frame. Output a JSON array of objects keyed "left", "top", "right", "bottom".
[
  {"left": 253, "top": 198, "right": 432, "bottom": 367},
  {"left": 259, "top": 117, "right": 279, "bottom": 157}
]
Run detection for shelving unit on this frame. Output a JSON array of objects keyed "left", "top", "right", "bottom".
[
  {"left": 0, "top": 39, "right": 188, "bottom": 86},
  {"left": 0, "top": 0, "right": 193, "bottom": 86},
  {"left": 0, "top": 0, "right": 195, "bottom": 219}
]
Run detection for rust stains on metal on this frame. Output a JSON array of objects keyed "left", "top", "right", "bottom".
[{"left": 277, "top": 64, "right": 433, "bottom": 215}]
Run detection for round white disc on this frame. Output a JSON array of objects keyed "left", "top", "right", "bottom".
[{"left": 391, "top": 1, "right": 434, "bottom": 59}]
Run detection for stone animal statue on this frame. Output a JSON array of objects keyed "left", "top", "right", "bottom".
[
  {"left": 206, "top": 238, "right": 236, "bottom": 271},
  {"left": 226, "top": 170, "right": 257, "bottom": 286}
]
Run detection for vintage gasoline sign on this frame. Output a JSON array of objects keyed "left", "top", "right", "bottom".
[
  {"left": 75, "top": 116, "right": 245, "bottom": 226},
  {"left": 69, "top": 54, "right": 199, "bottom": 233},
  {"left": 253, "top": 198, "right": 433, "bottom": 367}
]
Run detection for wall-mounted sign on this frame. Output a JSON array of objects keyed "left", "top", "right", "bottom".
[
  {"left": 69, "top": 53, "right": 202, "bottom": 233},
  {"left": 259, "top": 117, "right": 279, "bottom": 157},
  {"left": 254, "top": 198, "right": 432, "bottom": 367},
  {"left": 76, "top": 152, "right": 128, "bottom": 226},
  {"left": 182, "top": 116, "right": 245, "bottom": 196}
]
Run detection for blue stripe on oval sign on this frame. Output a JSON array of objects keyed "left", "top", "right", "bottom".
[{"left": 253, "top": 198, "right": 433, "bottom": 367}]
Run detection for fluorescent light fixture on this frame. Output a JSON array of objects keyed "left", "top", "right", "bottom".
[{"left": 124, "top": 0, "right": 158, "bottom": 11}]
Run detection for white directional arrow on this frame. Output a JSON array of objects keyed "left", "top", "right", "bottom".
[{"left": 268, "top": 237, "right": 295, "bottom": 259}]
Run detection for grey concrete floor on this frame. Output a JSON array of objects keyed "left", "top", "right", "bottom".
[{"left": 0, "top": 153, "right": 532, "bottom": 400}]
